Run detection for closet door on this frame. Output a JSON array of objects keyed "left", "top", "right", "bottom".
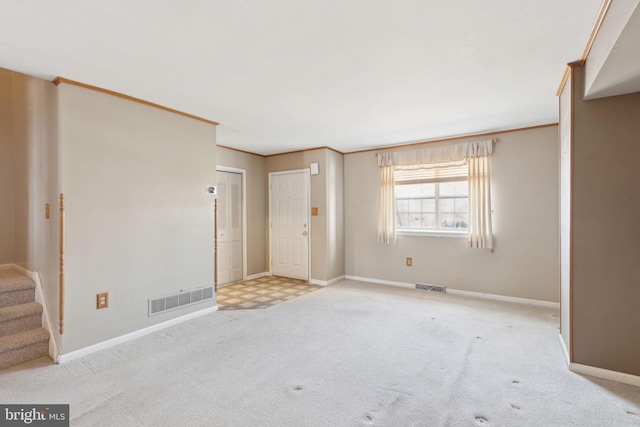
[{"left": 217, "top": 171, "right": 243, "bottom": 285}]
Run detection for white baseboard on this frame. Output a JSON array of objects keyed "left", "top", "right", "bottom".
[
  {"left": 327, "top": 275, "right": 345, "bottom": 286},
  {"left": 557, "top": 334, "right": 640, "bottom": 387},
  {"left": 0, "top": 264, "right": 14, "bottom": 270},
  {"left": 344, "top": 275, "right": 559, "bottom": 308},
  {"left": 446, "top": 288, "right": 560, "bottom": 308},
  {"left": 58, "top": 305, "right": 218, "bottom": 364},
  {"left": 246, "top": 272, "right": 269, "bottom": 280},
  {"left": 345, "top": 275, "right": 415, "bottom": 289},
  {"left": 570, "top": 362, "right": 640, "bottom": 388},
  {"left": 310, "top": 276, "right": 345, "bottom": 286}
]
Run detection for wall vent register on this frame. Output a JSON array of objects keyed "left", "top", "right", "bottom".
[{"left": 149, "top": 286, "right": 214, "bottom": 316}]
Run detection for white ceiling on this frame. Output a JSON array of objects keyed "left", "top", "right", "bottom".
[{"left": 0, "top": 1, "right": 606, "bottom": 155}]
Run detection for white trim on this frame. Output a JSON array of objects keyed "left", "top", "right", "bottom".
[
  {"left": 327, "top": 275, "right": 345, "bottom": 285},
  {"left": 32, "top": 272, "right": 60, "bottom": 363},
  {"left": 558, "top": 334, "right": 640, "bottom": 388},
  {"left": 58, "top": 305, "right": 218, "bottom": 364},
  {"left": 446, "top": 288, "right": 560, "bottom": 308},
  {"left": 216, "top": 166, "right": 248, "bottom": 282},
  {"left": 397, "top": 229, "right": 466, "bottom": 238},
  {"left": 0, "top": 264, "right": 14, "bottom": 270},
  {"left": 345, "top": 275, "right": 415, "bottom": 289},
  {"left": 344, "top": 275, "right": 559, "bottom": 308},
  {"left": 558, "top": 334, "right": 570, "bottom": 365},
  {"left": 569, "top": 362, "right": 640, "bottom": 388},
  {"left": 246, "top": 272, "right": 269, "bottom": 280},
  {"left": 268, "top": 169, "right": 311, "bottom": 281},
  {"left": 310, "top": 276, "right": 345, "bottom": 287}
]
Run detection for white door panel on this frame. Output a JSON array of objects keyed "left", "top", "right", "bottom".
[
  {"left": 270, "top": 171, "right": 309, "bottom": 280},
  {"left": 217, "top": 171, "right": 243, "bottom": 285}
]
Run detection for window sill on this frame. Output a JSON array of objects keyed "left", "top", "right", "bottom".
[{"left": 397, "top": 229, "right": 467, "bottom": 238}]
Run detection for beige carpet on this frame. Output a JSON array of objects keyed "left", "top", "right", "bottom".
[
  {"left": 217, "top": 276, "right": 323, "bottom": 310},
  {"left": 1, "top": 279, "right": 639, "bottom": 426}
]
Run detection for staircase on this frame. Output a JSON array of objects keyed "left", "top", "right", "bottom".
[{"left": 0, "top": 269, "right": 50, "bottom": 370}]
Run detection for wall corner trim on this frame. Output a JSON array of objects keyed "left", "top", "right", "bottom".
[
  {"left": 52, "top": 77, "right": 220, "bottom": 126},
  {"left": 246, "top": 272, "right": 270, "bottom": 280},
  {"left": 57, "top": 305, "right": 218, "bottom": 364},
  {"left": 309, "top": 275, "right": 345, "bottom": 287}
]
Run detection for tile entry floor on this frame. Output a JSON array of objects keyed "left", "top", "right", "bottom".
[{"left": 216, "top": 276, "right": 323, "bottom": 310}]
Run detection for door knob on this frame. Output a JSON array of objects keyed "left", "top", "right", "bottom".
[{"left": 302, "top": 231, "right": 308, "bottom": 236}]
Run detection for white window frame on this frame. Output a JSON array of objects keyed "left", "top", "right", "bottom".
[{"left": 395, "top": 164, "right": 468, "bottom": 238}]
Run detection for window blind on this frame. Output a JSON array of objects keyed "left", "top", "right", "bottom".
[{"left": 395, "top": 160, "right": 468, "bottom": 184}]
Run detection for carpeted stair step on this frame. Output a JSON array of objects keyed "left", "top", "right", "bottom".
[
  {"left": 0, "top": 270, "right": 36, "bottom": 309},
  {"left": 0, "top": 327, "right": 49, "bottom": 371},
  {"left": 0, "top": 302, "right": 43, "bottom": 337}
]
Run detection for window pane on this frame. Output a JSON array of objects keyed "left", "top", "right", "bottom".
[
  {"left": 440, "top": 214, "right": 456, "bottom": 228},
  {"left": 397, "top": 213, "right": 409, "bottom": 227},
  {"left": 439, "top": 198, "right": 454, "bottom": 213},
  {"left": 455, "top": 198, "right": 468, "bottom": 212},
  {"left": 408, "top": 199, "right": 422, "bottom": 214},
  {"left": 421, "top": 199, "right": 435, "bottom": 213},
  {"left": 408, "top": 213, "right": 422, "bottom": 228},
  {"left": 440, "top": 180, "right": 467, "bottom": 197},
  {"left": 421, "top": 213, "right": 436, "bottom": 228},
  {"left": 396, "top": 183, "right": 434, "bottom": 197},
  {"left": 396, "top": 199, "right": 409, "bottom": 213},
  {"left": 454, "top": 214, "right": 468, "bottom": 229}
]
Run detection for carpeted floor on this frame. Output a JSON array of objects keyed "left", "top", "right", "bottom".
[
  {"left": 1, "top": 279, "right": 639, "bottom": 426},
  {"left": 217, "top": 276, "right": 323, "bottom": 310}
]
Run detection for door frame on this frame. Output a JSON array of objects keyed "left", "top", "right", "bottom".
[
  {"left": 268, "top": 169, "right": 311, "bottom": 281},
  {"left": 216, "top": 166, "right": 247, "bottom": 282}
]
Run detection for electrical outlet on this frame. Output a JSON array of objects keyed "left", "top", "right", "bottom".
[
  {"left": 406, "top": 257, "right": 412, "bottom": 267},
  {"left": 97, "top": 292, "right": 109, "bottom": 309}
]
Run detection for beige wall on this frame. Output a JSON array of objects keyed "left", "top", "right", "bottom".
[
  {"left": 266, "top": 149, "right": 327, "bottom": 281},
  {"left": 569, "top": 65, "right": 640, "bottom": 376},
  {"left": 0, "top": 70, "right": 61, "bottom": 348},
  {"left": 326, "top": 149, "right": 345, "bottom": 281},
  {"left": 0, "top": 70, "right": 15, "bottom": 264},
  {"left": 216, "top": 147, "right": 267, "bottom": 276},
  {"left": 344, "top": 126, "right": 560, "bottom": 302},
  {"left": 266, "top": 148, "right": 346, "bottom": 283},
  {"left": 58, "top": 83, "right": 217, "bottom": 353}
]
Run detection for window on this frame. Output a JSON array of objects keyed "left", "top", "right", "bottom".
[{"left": 394, "top": 161, "right": 468, "bottom": 234}]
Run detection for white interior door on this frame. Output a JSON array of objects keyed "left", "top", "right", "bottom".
[
  {"left": 217, "top": 170, "right": 243, "bottom": 285},
  {"left": 270, "top": 171, "right": 310, "bottom": 280}
]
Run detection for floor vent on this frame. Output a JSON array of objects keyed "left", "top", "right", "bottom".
[
  {"left": 149, "top": 286, "right": 214, "bottom": 316},
  {"left": 416, "top": 283, "right": 446, "bottom": 293}
]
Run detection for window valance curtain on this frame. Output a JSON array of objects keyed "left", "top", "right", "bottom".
[
  {"left": 377, "top": 139, "right": 494, "bottom": 249},
  {"left": 377, "top": 140, "right": 492, "bottom": 167}
]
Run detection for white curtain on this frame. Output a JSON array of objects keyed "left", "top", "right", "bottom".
[
  {"left": 377, "top": 139, "right": 493, "bottom": 247},
  {"left": 467, "top": 156, "right": 493, "bottom": 249},
  {"left": 378, "top": 164, "right": 396, "bottom": 244}
]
